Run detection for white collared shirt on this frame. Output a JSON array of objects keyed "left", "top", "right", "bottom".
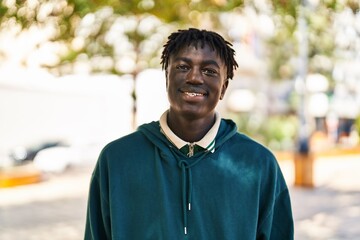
[{"left": 159, "top": 110, "right": 221, "bottom": 155}]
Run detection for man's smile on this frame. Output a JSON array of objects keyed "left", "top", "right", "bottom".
[
  {"left": 183, "top": 92, "right": 206, "bottom": 97},
  {"left": 179, "top": 87, "right": 208, "bottom": 98}
]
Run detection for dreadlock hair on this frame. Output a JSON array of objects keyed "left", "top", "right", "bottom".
[{"left": 161, "top": 28, "right": 238, "bottom": 80}]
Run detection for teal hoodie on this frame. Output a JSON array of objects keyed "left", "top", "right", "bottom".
[{"left": 84, "top": 119, "right": 294, "bottom": 240}]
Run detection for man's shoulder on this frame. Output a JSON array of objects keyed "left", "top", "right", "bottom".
[
  {"left": 104, "top": 130, "right": 147, "bottom": 150},
  {"left": 229, "top": 131, "right": 263, "bottom": 147},
  {"left": 228, "top": 132, "right": 277, "bottom": 160},
  {"left": 101, "top": 121, "right": 161, "bottom": 153},
  {"left": 218, "top": 118, "right": 275, "bottom": 157}
]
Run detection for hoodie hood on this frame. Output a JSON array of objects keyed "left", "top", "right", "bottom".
[{"left": 138, "top": 118, "right": 238, "bottom": 235}]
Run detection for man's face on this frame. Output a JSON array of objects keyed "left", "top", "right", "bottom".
[{"left": 166, "top": 43, "right": 228, "bottom": 120}]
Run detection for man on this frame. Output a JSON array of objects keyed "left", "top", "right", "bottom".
[{"left": 84, "top": 28, "right": 294, "bottom": 239}]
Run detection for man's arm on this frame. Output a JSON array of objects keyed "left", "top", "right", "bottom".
[
  {"left": 257, "top": 188, "right": 294, "bottom": 240},
  {"left": 84, "top": 173, "right": 111, "bottom": 240}
]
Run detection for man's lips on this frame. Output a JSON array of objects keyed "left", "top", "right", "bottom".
[
  {"left": 183, "top": 92, "right": 205, "bottom": 97},
  {"left": 179, "top": 87, "right": 208, "bottom": 97}
]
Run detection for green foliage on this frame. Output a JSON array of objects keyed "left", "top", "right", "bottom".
[
  {"left": 271, "top": 0, "right": 300, "bottom": 18},
  {"left": 266, "top": 14, "right": 297, "bottom": 81},
  {"left": 262, "top": 115, "right": 297, "bottom": 140},
  {"left": 266, "top": 1, "right": 348, "bottom": 83},
  {"left": 0, "top": 4, "right": 8, "bottom": 18},
  {"left": 347, "top": 0, "right": 360, "bottom": 14},
  {"left": 0, "top": 0, "right": 355, "bottom": 80},
  {"left": 0, "top": 0, "right": 247, "bottom": 75},
  {"left": 67, "top": 0, "right": 95, "bottom": 17},
  {"left": 355, "top": 116, "right": 360, "bottom": 138},
  {"left": 230, "top": 113, "right": 298, "bottom": 151}
]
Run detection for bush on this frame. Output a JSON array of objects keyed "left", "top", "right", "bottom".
[{"left": 230, "top": 113, "right": 298, "bottom": 151}]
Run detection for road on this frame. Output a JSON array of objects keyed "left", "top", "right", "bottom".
[{"left": 1, "top": 154, "right": 360, "bottom": 240}]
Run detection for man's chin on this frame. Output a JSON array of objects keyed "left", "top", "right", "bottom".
[{"left": 177, "top": 108, "right": 213, "bottom": 121}]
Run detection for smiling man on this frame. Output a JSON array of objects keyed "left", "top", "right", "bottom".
[{"left": 84, "top": 28, "right": 294, "bottom": 240}]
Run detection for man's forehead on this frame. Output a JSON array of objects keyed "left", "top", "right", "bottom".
[{"left": 170, "top": 42, "right": 222, "bottom": 61}]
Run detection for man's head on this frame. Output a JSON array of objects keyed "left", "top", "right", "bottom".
[
  {"left": 161, "top": 28, "right": 238, "bottom": 121},
  {"left": 161, "top": 28, "right": 238, "bottom": 80}
]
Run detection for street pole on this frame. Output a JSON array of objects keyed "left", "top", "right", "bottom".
[{"left": 294, "top": 0, "right": 314, "bottom": 187}]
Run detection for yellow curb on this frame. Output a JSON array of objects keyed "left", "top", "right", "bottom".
[
  {"left": 315, "top": 146, "right": 360, "bottom": 157},
  {"left": 275, "top": 145, "right": 360, "bottom": 161},
  {"left": 0, "top": 165, "right": 42, "bottom": 188}
]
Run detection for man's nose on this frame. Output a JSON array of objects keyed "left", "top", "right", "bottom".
[{"left": 186, "top": 67, "right": 203, "bottom": 84}]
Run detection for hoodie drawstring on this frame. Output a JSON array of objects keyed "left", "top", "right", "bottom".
[
  {"left": 168, "top": 144, "right": 211, "bottom": 235},
  {"left": 178, "top": 160, "right": 192, "bottom": 235},
  {"left": 175, "top": 150, "right": 209, "bottom": 235}
]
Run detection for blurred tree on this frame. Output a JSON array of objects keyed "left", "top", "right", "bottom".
[
  {"left": 0, "top": 0, "right": 245, "bottom": 128},
  {"left": 268, "top": 0, "right": 359, "bottom": 83},
  {"left": 0, "top": 0, "right": 246, "bottom": 71},
  {"left": 267, "top": 0, "right": 360, "bottom": 153},
  {"left": 1, "top": 0, "right": 358, "bottom": 130}
]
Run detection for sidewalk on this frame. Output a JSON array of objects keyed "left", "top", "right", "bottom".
[
  {"left": 279, "top": 153, "right": 360, "bottom": 240},
  {"left": 0, "top": 166, "right": 91, "bottom": 240},
  {"left": 0, "top": 154, "right": 359, "bottom": 240}
]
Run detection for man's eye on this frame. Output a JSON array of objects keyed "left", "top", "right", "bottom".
[
  {"left": 176, "top": 65, "right": 189, "bottom": 70},
  {"left": 203, "top": 68, "right": 217, "bottom": 75}
]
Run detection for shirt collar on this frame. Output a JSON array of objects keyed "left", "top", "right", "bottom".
[{"left": 159, "top": 110, "right": 221, "bottom": 153}]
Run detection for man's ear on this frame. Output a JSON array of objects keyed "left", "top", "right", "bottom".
[{"left": 220, "top": 79, "right": 229, "bottom": 100}]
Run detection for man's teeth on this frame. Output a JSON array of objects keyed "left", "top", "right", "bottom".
[{"left": 185, "top": 92, "right": 204, "bottom": 97}]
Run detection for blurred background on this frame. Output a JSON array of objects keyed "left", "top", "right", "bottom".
[{"left": 0, "top": 0, "right": 359, "bottom": 239}]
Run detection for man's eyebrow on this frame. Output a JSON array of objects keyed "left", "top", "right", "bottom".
[{"left": 174, "top": 57, "right": 221, "bottom": 68}]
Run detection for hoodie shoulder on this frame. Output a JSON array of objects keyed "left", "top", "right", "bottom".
[
  {"left": 219, "top": 119, "right": 279, "bottom": 167},
  {"left": 100, "top": 121, "right": 158, "bottom": 154},
  {"left": 137, "top": 121, "right": 170, "bottom": 146},
  {"left": 101, "top": 130, "right": 145, "bottom": 154}
]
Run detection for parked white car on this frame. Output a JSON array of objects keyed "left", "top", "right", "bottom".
[{"left": 33, "top": 141, "right": 104, "bottom": 173}]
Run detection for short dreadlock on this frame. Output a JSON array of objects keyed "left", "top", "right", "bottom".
[{"left": 161, "top": 28, "right": 238, "bottom": 80}]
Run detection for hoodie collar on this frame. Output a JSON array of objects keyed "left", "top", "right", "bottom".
[{"left": 159, "top": 110, "right": 221, "bottom": 154}]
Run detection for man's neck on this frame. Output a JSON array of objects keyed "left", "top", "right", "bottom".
[{"left": 167, "top": 111, "right": 216, "bottom": 143}]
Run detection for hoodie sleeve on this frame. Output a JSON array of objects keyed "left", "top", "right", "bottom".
[
  {"left": 270, "top": 188, "right": 294, "bottom": 239},
  {"left": 255, "top": 149, "right": 294, "bottom": 240},
  {"left": 257, "top": 188, "right": 294, "bottom": 240},
  {"left": 84, "top": 156, "right": 111, "bottom": 240}
]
